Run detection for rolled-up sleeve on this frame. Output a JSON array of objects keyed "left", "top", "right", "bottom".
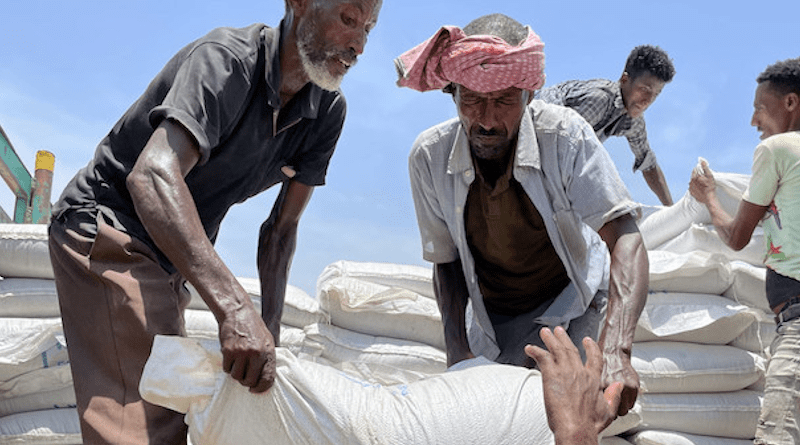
[
  {"left": 408, "top": 137, "right": 459, "bottom": 264},
  {"left": 626, "top": 117, "right": 657, "bottom": 172},
  {"left": 566, "top": 115, "right": 640, "bottom": 231}
]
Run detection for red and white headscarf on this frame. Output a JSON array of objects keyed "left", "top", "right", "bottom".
[{"left": 394, "top": 25, "right": 546, "bottom": 93}]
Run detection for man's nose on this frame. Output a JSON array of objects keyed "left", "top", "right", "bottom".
[{"left": 350, "top": 29, "right": 368, "bottom": 56}]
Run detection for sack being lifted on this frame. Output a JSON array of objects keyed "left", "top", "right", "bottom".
[{"left": 140, "top": 335, "right": 554, "bottom": 445}]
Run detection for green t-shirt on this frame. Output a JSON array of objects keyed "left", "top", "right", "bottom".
[{"left": 743, "top": 131, "right": 800, "bottom": 281}]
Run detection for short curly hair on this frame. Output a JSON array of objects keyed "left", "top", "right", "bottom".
[
  {"left": 757, "top": 57, "right": 800, "bottom": 96},
  {"left": 624, "top": 45, "right": 675, "bottom": 83}
]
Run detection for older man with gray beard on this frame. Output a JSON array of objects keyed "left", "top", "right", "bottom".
[{"left": 47, "top": 0, "right": 382, "bottom": 443}]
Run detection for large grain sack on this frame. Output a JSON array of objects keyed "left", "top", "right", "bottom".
[
  {"left": 0, "top": 338, "right": 68, "bottom": 383},
  {"left": 0, "top": 386, "right": 76, "bottom": 417},
  {"left": 318, "top": 276, "right": 445, "bottom": 349},
  {"left": 0, "top": 365, "right": 72, "bottom": 402},
  {"left": 635, "top": 293, "right": 757, "bottom": 344},
  {"left": 723, "top": 261, "right": 768, "bottom": 313},
  {"left": 0, "top": 224, "right": 53, "bottom": 279},
  {"left": 657, "top": 224, "right": 764, "bottom": 267},
  {"left": 301, "top": 323, "right": 447, "bottom": 376},
  {"left": 0, "top": 318, "right": 63, "bottom": 367},
  {"left": 648, "top": 251, "right": 733, "bottom": 295},
  {"left": 632, "top": 342, "right": 765, "bottom": 393},
  {"left": 602, "top": 409, "right": 643, "bottom": 438},
  {"left": 186, "top": 279, "right": 328, "bottom": 329},
  {"left": 634, "top": 390, "right": 762, "bottom": 439},
  {"left": 729, "top": 317, "right": 776, "bottom": 355},
  {"left": 0, "top": 408, "right": 81, "bottom": 445},
  {"left": 629, "top": 429, "right": 753, "bottom": 445},
  {"left": 0, "top": 278, "right": 59, "bottom": 318},
  {"left": 638, "top": 164, "right": 750, "bottom": 250},
  {"left": 140, "top": 336, "right": 554, "bottom": 445},
  {"left": 316, "top": 260, "right": 434, "bottom": 299}
]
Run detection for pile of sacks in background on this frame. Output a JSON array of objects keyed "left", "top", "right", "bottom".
[{"left": 0, "top": 165, "right": 776, "bottom": 445}]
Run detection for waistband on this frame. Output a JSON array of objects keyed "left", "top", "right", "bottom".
[{"left": 775, "top": 296, "right": 800, "bottom": 325}]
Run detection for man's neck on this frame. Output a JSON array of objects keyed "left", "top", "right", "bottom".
[
  {"left": 278, "top": 32, "right": 310, "bottom": 107},
  {"left": 472, "top": 147, "right": 514, "bottom": 189}
]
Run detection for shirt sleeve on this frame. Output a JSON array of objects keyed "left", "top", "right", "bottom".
[
  {"left": 564, "top": 113, "right": 639, "bottom": 231},
  {"left": 149, "top": 40, "right": 256, "bottom": 166},
  {"left": 289, "top": 94, "right": 347, "bottom": 187},
  {"left": 408, "top": 138, "right": 459, "bottom": 264},
  {"left": 563, "top": 88, "right": 613, "bottom": 130},
  {"left": 743, "top": 142, "right": 779, "bottom": 206},
  {"left": 625, "top": 117, "right": 657, "bottom": 172}
]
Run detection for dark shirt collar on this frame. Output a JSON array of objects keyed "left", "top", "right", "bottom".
[{"left": 264, "top": 19, "right": 325, "bottom": 120}]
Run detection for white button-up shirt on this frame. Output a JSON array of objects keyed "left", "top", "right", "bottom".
[{"left": 408, "top": 100, "right": 639, "bottom": 359}]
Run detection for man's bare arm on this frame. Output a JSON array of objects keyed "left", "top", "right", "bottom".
[
  {"left": 258, "top": 179, "right": 314, "bottom": 344},
  {"left": 642, "top": 164, "right": 673, "bottom": 206},
  {"left": 689, "top": 160, "right": 767, "bottom": 250},
  {"left": 434, "top": 260, "right": 475, "bottom": 367},
  {"left": 127, "top": 119, "right": 275, "bottom": 393},
  {"left": 596, "top": 213, "right": 648, "bottom": 415}
]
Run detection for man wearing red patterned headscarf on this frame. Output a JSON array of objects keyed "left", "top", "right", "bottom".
[{"left": 400, "top": 13, "right": 648, "bottom": 419}]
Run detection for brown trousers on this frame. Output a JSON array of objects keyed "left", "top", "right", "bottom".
[{"left": 48, "top": 213, "right": 190, "bottom": 445}]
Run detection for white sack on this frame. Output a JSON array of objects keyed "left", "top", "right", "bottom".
[
  {"left": 186, "top": 279, "right": 328, "bottom": 329},
  {"left": 638, "top": 163, "right": 750, "bottom": 250},
  {"left": 723, "top": 261, "right": 769, "bottom": 313},
  {"left": 0, "top": 224, "right": 53, "bottom": 279},
  {"left": 729, "top": 317, "right": 776, "bottom": 355},
  {"left": 0, "top": 278, "right": 59, "bottom": 318},
  {"left": 635, "top": 293, "right": 756, "bottom": 344},
  {"left": 657, "top": 224, "right": 765, "bottom": 267},
  {"left": 318, "top": 276, "right": 445, "bottom": 349},
  {"left": 0, "top": 387, "right": 76, "bottom": 417},
  {"left": 632, "top": 342, "right": 765, "bottom": 393},
  {"left": 629, "top": 429, "right": 754, "bottom": 445},
  {"left": 648, "top": 251, "right": 733, "bottom": 295},
  {"left": 602, "top": 408, "right": 643, "bottom": 438},
  {"left": 634, "top": 390, "right": 762, "bottom": 439},
  {"left": 0, "top": 408, "right": 81, "bottom": 445},
  {"left": 0, "top": 339, "right": 68, "bottom": 383},
  {"left": 140, "top": 336, "right": 554, "bottom": 445},
  {"left": 316, "top": 260, "right": 435, "bottom": 299},
  {"left": 0, "top": 365, "right": 72, "bottom": 401},
  {"left": 301, "top": 323, "right": 447, "bottom": 376},
  {"left": 0, "top": 318, "right": 63, "bottom": 366}
]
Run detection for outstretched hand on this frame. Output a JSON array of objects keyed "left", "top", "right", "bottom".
[{"left": 525, "top": 327, "right": 623, "bottom": 445}]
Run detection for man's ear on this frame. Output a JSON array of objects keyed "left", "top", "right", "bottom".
[
  {"left": 619, "top": 72, "right": 630, "bottom": 85},
  {"left": 785, "top": 92, "right": 799, "bottom": 112},
  {"left": 287, "top": 0, "right": 310, "bottom": 19}
]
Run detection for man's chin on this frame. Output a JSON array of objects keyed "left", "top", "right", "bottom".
[{"left": 305, "top": 65, "right": 344, "bottom": 91}]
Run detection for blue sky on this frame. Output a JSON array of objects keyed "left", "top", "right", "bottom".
[{"left": 1, "top": 0, "right": 796, "bottom": 296}]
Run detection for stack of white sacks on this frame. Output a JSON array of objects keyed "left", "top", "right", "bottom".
[
  {"left": 0, "top": 165, "right": 775, "bottom": 444},
  {"left": 0, "top": 224, "right": 328, "bottom": 444}
]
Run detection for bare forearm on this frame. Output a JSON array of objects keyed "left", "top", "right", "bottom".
[
  {"left": 257, "top": 219, "right": 297, "bottom": 342},
  {"left": 642, "top": 165, "right": 673, "bottom": 206},
  {"left": 434, "top": 261, "right": 474, "bottom": 366},
  {"left": 600, "top": 232, "right": 648, "bottom": 355},
  {"left": 128, "top": 161, "right": 249, "bottom": 321}
]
